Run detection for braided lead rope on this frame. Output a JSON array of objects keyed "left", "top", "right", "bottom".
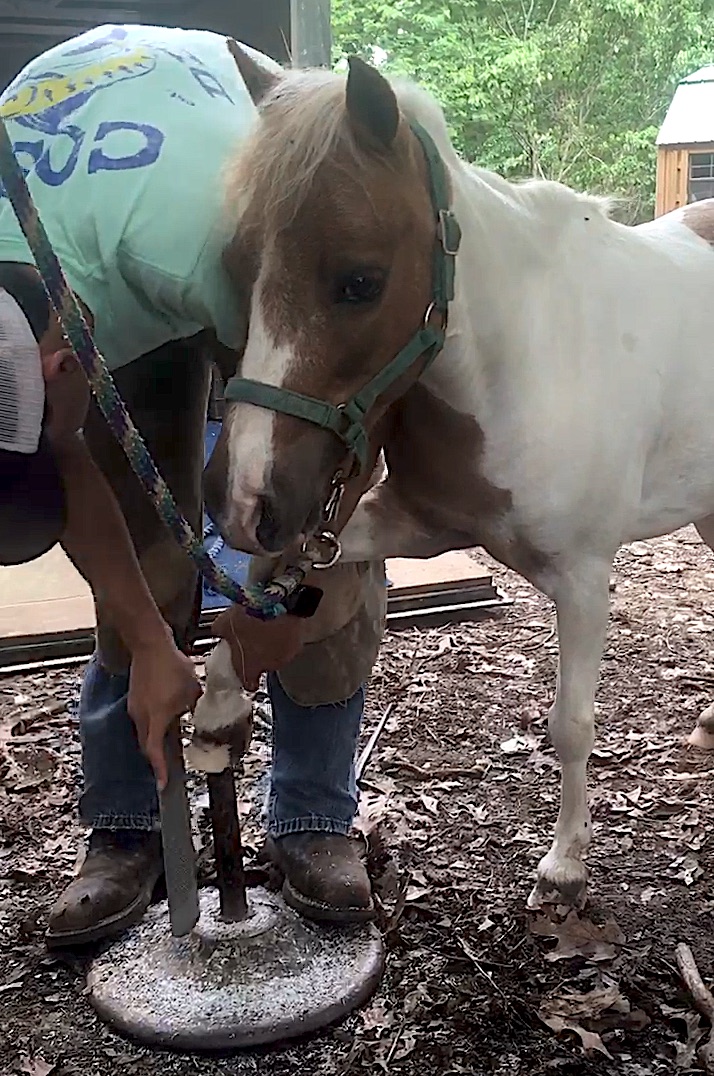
[{"left": 0, "top": 117, "right": 306, "bottom": 619}]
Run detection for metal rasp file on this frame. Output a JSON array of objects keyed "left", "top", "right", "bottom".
[{"left": 159, "top": 720, "right": 200, "bottom": 937}]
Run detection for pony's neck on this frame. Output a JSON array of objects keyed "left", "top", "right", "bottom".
[
  {"left": 394, "top": 84, "right": 553, "bottom": 416},
  {"left": 422, "top": 163, "right": 543, "bottom": 413},
  {"left": 419, "top": 158, "right": 611, "bottom": 419}
]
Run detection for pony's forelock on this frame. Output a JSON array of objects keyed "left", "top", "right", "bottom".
[
  {"left": 224, "top": 68, "right": 454, "bottom": 231},
  {"left": 225, "top": 71, "right": 360, "bottom": 230}
]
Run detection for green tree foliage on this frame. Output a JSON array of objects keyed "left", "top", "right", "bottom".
[{"left": 332, "top": 0, "right": 714, "bottom": 220}]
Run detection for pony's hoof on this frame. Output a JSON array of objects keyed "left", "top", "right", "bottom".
[
  {"left": 688, "top": 724, "right": 714, "bottom": 751},
  {"left": 528, "top": 855, "right": 588, "bottom": 911},
  {"left": 693, "top": 702, "right": 714, "bottom": 737}
]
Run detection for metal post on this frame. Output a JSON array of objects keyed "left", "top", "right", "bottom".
[
  {"left": 207, "top": 769, "right": 249, "bottom": 921},
  {"left": 290, "top": 0, "right": 331, "bottom": 68}
]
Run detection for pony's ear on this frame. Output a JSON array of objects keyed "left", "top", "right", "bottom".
[
  {"left": 346, "top": 56, "right": 399, "bottom": 151},
  {"left": 227, "top": 38, "right": 280, "bottom": 104}
]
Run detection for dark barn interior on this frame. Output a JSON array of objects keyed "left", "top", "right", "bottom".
[{"left": 0, "top": 0, "right": 329, "bottom": 92}]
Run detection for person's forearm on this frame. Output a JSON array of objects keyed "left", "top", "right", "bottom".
[{"left": 56, "top": 433, "right": 171, "bottom": 652}]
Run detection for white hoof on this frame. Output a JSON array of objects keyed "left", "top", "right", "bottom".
[
  {"left": 528, "top": 853, "right": 589, "bottom": 911},
  {"left": 184, "top": 739, "right": 230, "bottom": 774},
  {"left": 697, "top": 702, "right": 714, "bottom": 733},
  {"left": 688, "top": 724, "right": 714, "bottom": 751}
]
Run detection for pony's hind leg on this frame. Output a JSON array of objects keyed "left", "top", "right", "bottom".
[
  {"left": 688, "top": 515, "right": 714, "bottom": 750},
  {"left": 527, "top": 555, "right": 612, "bottom": 910}
]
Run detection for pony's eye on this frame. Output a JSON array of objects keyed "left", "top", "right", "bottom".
[{"left": 334, "top": 270, "right": 386, "bottom": 305}]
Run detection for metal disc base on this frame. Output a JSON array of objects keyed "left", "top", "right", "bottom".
[{"left": 86, "top": 887, "right": 384, "bottom": 1050}]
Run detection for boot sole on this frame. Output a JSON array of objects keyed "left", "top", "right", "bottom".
[
  {"left": 45, "top": 874, "right": 162, "bottom": 949},
  {"left": 282, "top": 878, "right": 376, "bottom": 925}
]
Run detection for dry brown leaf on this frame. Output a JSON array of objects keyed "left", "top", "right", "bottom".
[
  {"left": 419, "top": 793, "right": 439, "bottom": 815},
  {"left": 18, "top": 1057, "right": 58, "bottom": 1076},
  {"left": 405, "top": 884, "right": 432, "bottom": 904},
  {"left": 538, "top": 980, "right": 645, "bottom": 1059},
  {"left": 354, "top": 790, "right": 393, "bottom": 837},
  {"left": 665, "top": 1008, "right": 708, "bottom": 1070},
  {"left": 4, "top": 743, "right": 60, "bottom": 791},
  {"left": 539, "top": 1014, "right": 612, "bottom": 1058},
  {"left": 540, "top": 982, "right": 623, "bottom": 1022},
  {"left": 500, "top": 732, "right": 540, "bottom": 755},
  {"left": 530, "top": 910, "right": 625, "bottom": 962},
  {"left": 360, "top": 998, "right": 395, "bottom": 1034},
  {"left": 672, "top": 854, "right": 704, "bottom": 886}
]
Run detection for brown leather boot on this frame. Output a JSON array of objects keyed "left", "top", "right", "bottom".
[
  {"left": 46, "top": 830, "right": 163, "bottom": 948},
  {"left": 266, "top": 833, "right": 375, "bottom": 924}
]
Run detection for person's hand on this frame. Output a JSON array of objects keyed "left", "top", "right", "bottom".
[
  {"left": 212, "top": 604, "right": 306, "bottom": 692},
  {"left": 42, "top": 348, "right": 90, "bottom": 448},
  {"left": 127, "top": 631, "right": 203, "bottom": 790}
]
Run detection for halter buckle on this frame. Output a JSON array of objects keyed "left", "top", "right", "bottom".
[
  {"left": 322, "top": 470, "right": 345, "bottom": 526},
  {"left": 438, "top": 209, "right": 462, "bottom": 256},
  {"left": 423, "top": 301, "right": 448, "bottom": 336},
  {"left": 302, "top": 530, "right": 342, "bottom": 570}
]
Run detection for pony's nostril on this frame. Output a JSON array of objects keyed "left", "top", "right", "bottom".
[
  {"left": 255, "top": 495, "right": 283, "bottom": 553},
  {"left": 202, "top": 468, "right": 225, "bottom": 529}
]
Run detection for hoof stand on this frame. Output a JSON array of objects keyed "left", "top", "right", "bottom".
[{"left": 87, "top": 886, "right": 384, "bottom": 1050}]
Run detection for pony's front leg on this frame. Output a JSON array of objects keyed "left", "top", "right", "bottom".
[
  {"left": 528, "top": 556, "right": 612, "bottom": 910},
  {"left": 689, "top": 516, "right": 714, "bottom": 749},
  {"left": 339, "top": 480, "right": 458, "bottom": 562}
]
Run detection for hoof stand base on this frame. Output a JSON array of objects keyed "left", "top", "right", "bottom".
[{"left": 86, "top": 886, "right": 384, "bottom": 1050}]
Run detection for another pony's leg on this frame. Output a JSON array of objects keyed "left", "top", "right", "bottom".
[
  {"left": 83, "top": 339, "right": 211, "bottom": 671},
  {"left": 689, "top": 514, "right": 714, "bottom": 750},
  {"left": 528, "top": 555, "right": 612, "bottom": 910}
]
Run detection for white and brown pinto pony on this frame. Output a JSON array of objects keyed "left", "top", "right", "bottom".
[{"left": 204, "top": 51, "right": 714, "bottom": 909}]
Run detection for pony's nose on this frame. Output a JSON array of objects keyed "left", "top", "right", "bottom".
[
  {"left": 255, "top": 495, "right": 291, "bottom": 554},
  {"left": 255, "top": 490, "right": 320, "bottom": 555}
]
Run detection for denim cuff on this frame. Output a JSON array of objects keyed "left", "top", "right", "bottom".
[
  {"left": 267, "top": 814, "right": 354, "bottom": 838},
  {"left": 83, "top": 811, "right": 160, "bottom": 832}
]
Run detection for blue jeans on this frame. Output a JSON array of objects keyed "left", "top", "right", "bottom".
[{"left": 79, "top": 656, "right": 363, "bottom": 837}]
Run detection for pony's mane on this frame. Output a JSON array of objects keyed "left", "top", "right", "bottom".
[
  {"left": 224, "top": 68, "right": 456, "bottom": 229},
  {"left": 224, "top": 66, "right": 616, "bottom": 240}
]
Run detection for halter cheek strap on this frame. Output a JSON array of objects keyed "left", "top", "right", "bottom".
[{"left": 224, "top": 121, "right": 461, "bottom": 473}]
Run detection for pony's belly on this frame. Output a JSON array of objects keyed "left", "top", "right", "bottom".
[{"left": 628, "top": 472, "right": 714, "bottom": 542}]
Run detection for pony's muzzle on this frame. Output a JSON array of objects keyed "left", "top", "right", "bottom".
[
  {"left": 255, "top": 492, "right": 306, "bottom": 554},
  {"left": 203, "top": 462, "right": 266, "bottom": 557},
  {"left": 204, "top": 470, "right": 318, "bottom": 558}
]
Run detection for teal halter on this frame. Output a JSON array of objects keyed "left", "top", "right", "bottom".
[{"left": 224, "top": 121, "right": 462, "bottom": 474}]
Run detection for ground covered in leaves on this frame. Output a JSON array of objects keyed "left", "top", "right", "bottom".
[{"left": 2, "top": 528, "right": 714, "bottom": 1075}]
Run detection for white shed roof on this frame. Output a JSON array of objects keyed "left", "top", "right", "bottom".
[{"left": 657, "top": 66, "right": 714, "bottom": 146}]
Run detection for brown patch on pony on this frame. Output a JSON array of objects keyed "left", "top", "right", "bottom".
[
  {"left": 386, "top": 384, "right": 511, "bottom": 526},
  {"left": 382, "top": 382, "right": 550, "bottom": 580},
  {"left": 680, "top": 199, "right": 714, "bottom": 247}
]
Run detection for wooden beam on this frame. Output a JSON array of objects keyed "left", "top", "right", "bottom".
[
  {"left": 290, "top": 0, "right": 331, "bottom": 68},
  {"left": 0, "top": 0, "right": 189, "bottom": 12},
  {"left": 0, "top": 23, "right": 84, "bottom": 36}
]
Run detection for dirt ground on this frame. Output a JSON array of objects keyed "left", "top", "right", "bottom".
[{"left": 2, "top": 527, "right": 714, "bottom": 1076}]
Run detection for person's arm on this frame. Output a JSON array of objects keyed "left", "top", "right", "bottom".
[{"left": 55, "top": 432, "right": 202, "bottom": 788}]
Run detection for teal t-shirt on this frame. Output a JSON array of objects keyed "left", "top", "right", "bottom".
[{"left": 0, "top": 24, "right": 279, "bottom": 369}]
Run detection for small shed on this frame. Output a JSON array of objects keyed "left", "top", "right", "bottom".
[{"left": 655, "top": 65, "right": 714, "bottom": 217}]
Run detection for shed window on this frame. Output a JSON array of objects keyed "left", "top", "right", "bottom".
[{"left": 689, "top": 153, "right": 714, "bottom": 201}]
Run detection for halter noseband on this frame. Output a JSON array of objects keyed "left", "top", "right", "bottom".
[{"left": 223, "top": 121, "right": 461, "bottom": 474}]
